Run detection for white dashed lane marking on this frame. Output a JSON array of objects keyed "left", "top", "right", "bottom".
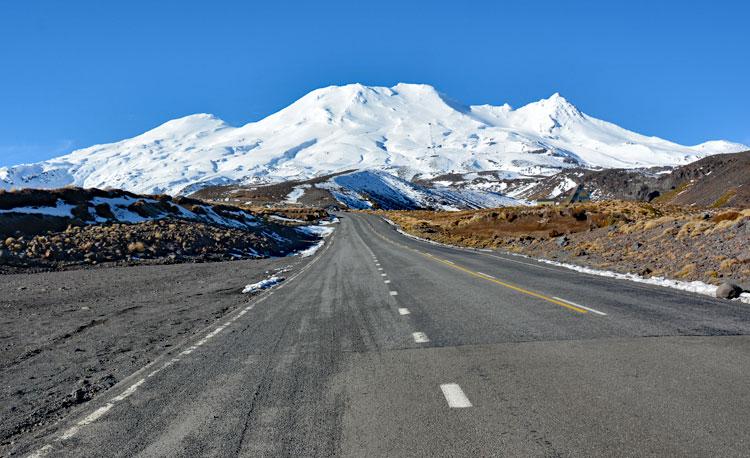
[
  {"left": 390, "top": 291, "right": 398, "bottom": 296},
  {"left": 412, "top": 332, "right": 429, "bottom": 343},
  {"left": 398, "top": 308, "right": 410, "bottom": 315},
  {"left": 440, "top": 383, "right": 473, "bottom": 408},
  {"left": 384, "top": 280, "right": 391, "bottom": 284}
]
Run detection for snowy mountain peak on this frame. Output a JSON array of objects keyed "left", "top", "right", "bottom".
[
  {"left": 151, "top": 113, "right": 227, "bottom": 132},
  {"left": 513, "top": 93, "right": 584, "bottom": 133},
  {"left": 128, "top": 113, "right": 229, "bottom": 143},
  {"left": 0, "top": 83, "right": 746, "bottom": 195}
]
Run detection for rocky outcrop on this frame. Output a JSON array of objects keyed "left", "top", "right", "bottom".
[
  {"left": 0, "top": 188, "right": 324, "bottom": 272},
  {"left": 716, "top": 283, "right": 744, "bottom": 300}
]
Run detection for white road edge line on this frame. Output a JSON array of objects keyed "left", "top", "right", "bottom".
[
  {"left": 552, "top": 296, "right": 608, "bottom": 316},
  {"left": 440, "top": 383, "right": 473, "bottom": 408},
  {"left": 398, "top": 308, "right": 410, "bottom": 315},
  {"left": 412, "top": 332, "right": 429, "bottom": 343},
  {"left": 29, "top": 223, "right": 339, "bottom": 457}
]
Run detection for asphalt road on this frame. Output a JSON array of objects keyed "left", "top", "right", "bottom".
[{"left": 20, "top": 212, "right": 750, "bottom": 457}]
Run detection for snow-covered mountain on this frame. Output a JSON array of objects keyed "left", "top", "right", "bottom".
[
  {"left": 1, "top": 83, "right": 745, "bottom": 195},
  {"left": 322, "top": 170, "right": 521, "bottom": 210}
]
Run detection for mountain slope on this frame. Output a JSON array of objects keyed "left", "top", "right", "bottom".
[
  {"left": 1, "top": 84, "right": 745, "bottom": 195},
  {"left": 193, "top": 169, "right": 524, "bottom": 211},
  {"left": 494, "top": 150, "right": 750, "bottom": 207}
]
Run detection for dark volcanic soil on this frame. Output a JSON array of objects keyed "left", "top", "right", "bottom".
[{"left": 0, "top": 255, "right": 311, "bottom": 452}]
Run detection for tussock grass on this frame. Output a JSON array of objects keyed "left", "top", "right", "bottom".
[{"left": 711, "top": 189, "right": 737, "bottom": 208}]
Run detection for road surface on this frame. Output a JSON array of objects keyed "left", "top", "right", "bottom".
[{"left": 22, "top": 213, "right": 750, "bottom": 457}]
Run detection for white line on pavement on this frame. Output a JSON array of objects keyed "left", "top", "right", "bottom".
[
  {"left": 476, "top": 271, "right": 495, "bottom": 279},
  {"left": 412, "top": 332, "right": 429, "bottom": 343},
  {"left": 440, "top": 383, "right": 473, "bottom": 408},
  {"left": 384, "top": 280, "right": 391, "bottom": 284},
  {"left": 381, "top": 273, "right": 387, "bottom": 277},
  {"left": 552, "top": 296, "right": 608, "bottom": 316},
  {"left": 398, "top": 308, "right": 410, "bottom": 315},
  {"left": 29, "top": 225, "right": 340, "bottom": 457},
  {"left": 390, "top": 291, "right": 398, "bottom": 296}
]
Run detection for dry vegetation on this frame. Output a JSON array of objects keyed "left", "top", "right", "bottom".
[
  {"left": 243, "top": 206, "right": 328, "bottom": 223},
  {"left": 381, "top": 201, "right": 750, "bottom": 287},
  {"left": 0, "top": 188, "right": 323, "bottom": 273}
]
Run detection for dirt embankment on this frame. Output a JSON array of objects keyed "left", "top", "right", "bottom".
[
  {"left": 0, "top": 187, "right": 323, "bottom": 273},
  {"left": 382, "top": 202, "right": 750, "bottom": 287},
  {"left": 0, "top": 219, "right": 315, "bottom": 274}
]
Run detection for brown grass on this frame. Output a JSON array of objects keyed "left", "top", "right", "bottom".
[
  {"left": 653, "top": 181, "right": 691, "bottom": 204},
  {"left": 677, "top": 263, "right": 698, "bottom": 278},
  {"left": 711, "top": 189, "right": 737, "bottom": 208},
  {"left": 379, "top": 201, "right": 671, "bottom": 249}
]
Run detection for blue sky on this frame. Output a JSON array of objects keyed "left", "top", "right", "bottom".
[{"left": 1, "top": 0, "right": 748, "bottom": 167}]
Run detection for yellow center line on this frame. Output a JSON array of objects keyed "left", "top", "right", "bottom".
[
  {"left": 369, "top": 220, "right": 588, "bottom": 314},
  {"left": 427, "top": 255, "right": 587, "bottom": 314}
]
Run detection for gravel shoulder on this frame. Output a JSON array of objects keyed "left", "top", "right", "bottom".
[{"left": 0, "top": 254, "right": 311, "bottom": 450}]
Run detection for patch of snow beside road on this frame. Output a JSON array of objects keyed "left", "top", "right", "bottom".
[
  {"left": 242, "top": 276, "right": 284, "bottom": 293},
  {"left": 269, "top": 215, "right": 305, "bottom": 223},
  {"left": 535, "top": 258, "right": 723, "bottom": 298},
  {"left": 294, "top": 219, "right": 337, "bottom": 258}
]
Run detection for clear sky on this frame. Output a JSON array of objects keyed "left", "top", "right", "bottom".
[{"left": 1, "top": 0, "right": 747, "bottom": 167}]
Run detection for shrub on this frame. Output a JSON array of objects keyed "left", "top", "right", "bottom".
[
  {"left": 127, "top": 241, "right": 146, "bottom": 253},
  {"left": 711, "top": 211, "right": 741, "bottom": 223},
  {"left": 677, "top": 263, "right": 697, "bottom": 278}
]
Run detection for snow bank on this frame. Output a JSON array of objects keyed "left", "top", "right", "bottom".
[
  {"left": 0, "top": 199, "right": 76, "bottom": 217},
  {"left": 242, "top": 276, "right": 284, "bottom": 294},
  {"left": 296, "top": 240, "right": 325, "bottom": 258},
  {"left": 536, "top": 258, "right": 721, "bottom": 297},
  {"left": 269, "top": 214, "right": 305, "bottom": 223},
  {"left": 297, "top": 224, "right": 335, "bottom": 238},
  {"left": 284, "top": 185, "right": 310, "bottom": 203},
  {"left": 319, "top": 216, "right": 340, "bottom": 225},
  {"left": 294, "top": 219, "right": 337, "bottom": 258}
]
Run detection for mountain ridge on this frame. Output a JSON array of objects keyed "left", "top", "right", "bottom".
[{"left": 1, "top": 83, "right": 746, "bottom": 195}]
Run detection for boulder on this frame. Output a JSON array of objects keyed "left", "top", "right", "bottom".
[{"left": 716, "top": 282, "right": 744, "bottom": 300}]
